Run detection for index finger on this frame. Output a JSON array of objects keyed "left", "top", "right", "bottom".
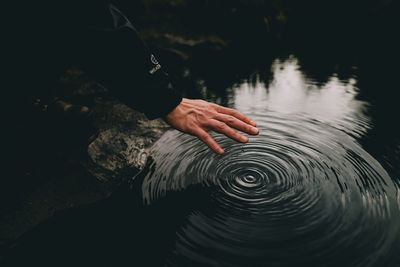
[{"left": 214, "top": 105, "right": 257, "bottom": 127}]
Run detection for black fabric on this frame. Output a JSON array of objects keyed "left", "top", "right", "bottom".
[{"left": 7, "top": 0, "right": 182, "bottom": 119}]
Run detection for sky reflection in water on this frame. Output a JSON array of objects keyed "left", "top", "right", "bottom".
[{"left": 232, "top": 56, "right": 370, "bottom": 138}]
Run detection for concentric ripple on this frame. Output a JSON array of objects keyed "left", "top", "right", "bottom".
[{"left": 138, "top": 111, "right": 400, "bottom": 267}]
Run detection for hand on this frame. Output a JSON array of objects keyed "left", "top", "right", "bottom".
[{"left": 165, "top": 98, "right": 259, "bottom": 154}]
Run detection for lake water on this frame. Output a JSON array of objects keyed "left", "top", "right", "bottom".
[
  {"left": 137, "top": 55, "right": 400, "bottom": 266},
  {"left": 4, "top": 54, "right": 400, "bottom": 267}
]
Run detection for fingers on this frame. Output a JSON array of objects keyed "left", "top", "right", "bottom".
[
  {"left": 206, "top": 119, "right": 249, "bottom": 143},
  {"left": 213, "top": 105, "right": 257, "bottom": 127},
  {"left": 167, "top": 99, "right": 259, "bottom": 155},
  {"left": 213, "top": 114, "right": 259, "bottom": 135},
  {"left": 192, "top": 127, "right": 224, "bottom": 154}
]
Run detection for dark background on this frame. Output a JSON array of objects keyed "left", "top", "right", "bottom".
[{"left": 2, "top": 0, "right": 399, "bottom": 264}]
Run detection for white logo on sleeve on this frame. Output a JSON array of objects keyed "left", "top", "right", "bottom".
[{"left": 149, "top": 54, "right": 161, "bottom": 74}]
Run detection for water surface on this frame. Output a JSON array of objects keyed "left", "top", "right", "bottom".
[{"left": 138, "top": 56, "right": 400, "bottom": 267}]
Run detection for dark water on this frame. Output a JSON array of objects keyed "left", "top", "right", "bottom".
[
  {"left": 138, "top": 56, "right": 400, "bottom": 266},
  {"left": 4, "top": 54, "right": 400, "bottom": 267}
]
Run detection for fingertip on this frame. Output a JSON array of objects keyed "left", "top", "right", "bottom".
[
  {"left": 216, "top": 147, "right": 225, "bottom": 154},
  {"left": 248, "top": 127, "right": 259, "bottom": 135}
]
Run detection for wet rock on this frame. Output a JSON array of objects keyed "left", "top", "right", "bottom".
[
  {"left": 57, "top": 70, "right": 171, "bottom": 184},
  {"left": 86, "top": 99, "right": 170, "bottom": 184}
]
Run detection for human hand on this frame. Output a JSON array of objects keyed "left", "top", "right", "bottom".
[{"left": 165, "top": 98, "right": 259, "bottom": 154}]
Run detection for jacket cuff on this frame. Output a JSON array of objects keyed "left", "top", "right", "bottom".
[{"left": 144, "top": 80, "right": 182, "bottom": 120}]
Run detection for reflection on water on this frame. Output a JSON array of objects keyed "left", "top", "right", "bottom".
[
  {"left": 139, "top": 55, "right": 400, "bottom": 267},
  {"left": 233, "top": 56, "right": 370, "bottom": 137}
]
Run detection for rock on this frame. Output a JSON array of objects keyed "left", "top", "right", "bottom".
[
  {"left": 86, "top": 99, "right": 170, "bottom": 184},
  {"left": 57, "top": 70, "right": 171, "bottom": 184}
]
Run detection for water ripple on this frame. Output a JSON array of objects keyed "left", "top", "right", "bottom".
[{"left": 139, "top": 111, "right": 400, "bottom": 267}]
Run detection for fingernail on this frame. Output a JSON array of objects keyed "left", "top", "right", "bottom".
[
  {"left": 215, "top": 147, "right": 224, "bottom": 154},
  {"left": 242, "top": 136, "right": 249, "bottom": 143},
  {"left": 252, "top": 127, "right": 259, "bottom": 135},
  {"left": 251, "top": 120, "right": 257, "bottom": 126}
]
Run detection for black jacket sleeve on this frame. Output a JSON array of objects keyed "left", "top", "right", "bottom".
[{"left": 13, "top": 0, "right": 182, "bottom": 119}]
